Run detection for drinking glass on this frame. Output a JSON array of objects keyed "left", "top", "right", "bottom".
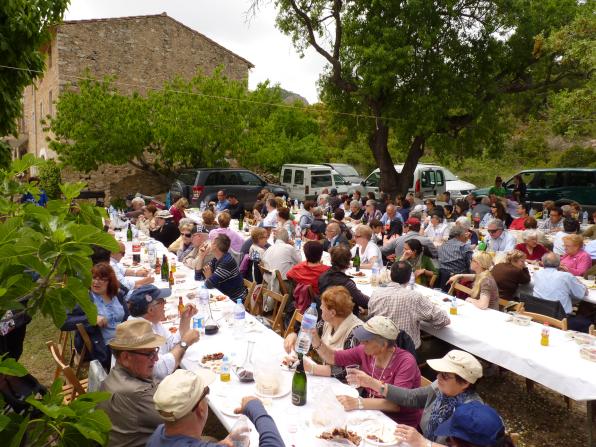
[{"left": 345, "top": 364, "right": 361, "bottom": 388}]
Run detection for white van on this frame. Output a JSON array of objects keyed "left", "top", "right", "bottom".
[
  {"left": 280, "top": 164, "right": 354, "bottom": 201},
  {"left": 357, "top": 164, "right": 447, "bottom": 198}
]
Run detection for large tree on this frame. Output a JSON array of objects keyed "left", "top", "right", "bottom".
[
  {"left": 256, "top": 0, "right": 588, "bottom": 195},
  {"left": 0, "top": 0, "right": 69, "bottom": 166}
]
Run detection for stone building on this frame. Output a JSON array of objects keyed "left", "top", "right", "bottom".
[{"left": 12, "top": 12, "right": 253, "bottom": 200}]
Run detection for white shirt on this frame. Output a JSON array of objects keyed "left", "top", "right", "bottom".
[
  {"left": 110, "top": 257, "right": 134, "bottom": 291},
  {"left": 351, "top": 240, "right": 382, "bottom": 266},
  {"left": 586, "top": 239, "right": 596, "bottom": 261},
  {"left": 262, "top": 209, "right": 278, "bottom": 228},
  {"left": 424, "top": 222, "right": 449, "bottom": 240},
  {"left": 262, "top": 239, "right": 302, "bottom": 279},
  {"left": 487, "top": 231, "right": 517, "bottom": 253},
  {"left": 533, "top": 268, "right": 587, "bottom": 314},
  {"left": 552, "top": 231, "right": 569, "bottom": 256},
  {"left": 128, "top": 316, "right": 180, "bottom": 380}
]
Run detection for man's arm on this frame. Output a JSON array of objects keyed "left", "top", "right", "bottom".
[
  {"left": 417, "top": 295, "right": 450, "bottom": 329},
  {"left": 242, "top": 399, "right": 285, "bottom": 447}
]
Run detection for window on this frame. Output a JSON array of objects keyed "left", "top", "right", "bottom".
[
  {"left": 48, "top": 46, "right": 52, "bottom": 68},
  {"left": 205, "top": 173, "right": 220, "bottom": 186},
  {"left": 436, "top": 170, "right": 445, "bottom": 186},
  {"left": 179, "top": 170, "right": 199, "bottom": 186},
  {"left": 333, "top": 165, "right": 359, "bottom": 177},
  {"left": 282, "top": 169, "right": 292, "bottom": 184},
  {"left": 333, "top": 173, "right": 347, "bottom": 185},
  {"left": 311, "top": 173, "right": 333, "bottom": 188},
  {"left": 566, "top": 171, "right": 595, "bottom": 187},
  {"left": 421, "top": 170, "right": 437, "bottom": 187},
  {"left": 365, "top": 172, "right": 380, "bottom": 188},
  {"left": 239, "top": 171, "right": 262, "bottom": 186},
  {"left": 48, "top": 90, "right": 53, "bottom": 116},
  {"left": 516, "top": 172, "right": 539, "bottom": 188},
  {"left": 294, "top": 170, "right": 304, "bottom": 185},
  {"left": 221, "top": 172, "right": 240, "bottom": 185},
  {"left": 532, "top": 171, "right": 564, "bottom": 189}
]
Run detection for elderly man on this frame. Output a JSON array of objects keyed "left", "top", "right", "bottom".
[
  {"left": 223, "top": 193, "right": 244, "bottom": 219},
  {"left": 125, "top": 196, "right": 145, "bottom": 222},
  {"left": 485, "top": 219, "right": 516, "bottom": 253},
  {"left": 214, "top": 190, "right": 229, "bottom": 212},
  {"left": 368, "top": 262, "right": 450, "bottom": 350},
  {"left": 127, "top": 285, "right": 200, "bottom": 380},
  {"left": 261, "top": 198, "right": 279, "bottom": 228},
  {"left": 538, "top": 206, "right": 564, "bottom": 233},
  {"left": 363, "top": 199, "right": 382, "bottom": 223},
  {"left": 381, "top": 218, "right": 438, "bottom": 260},
  {"left": 533, "top": 253, "right": 587, "bottom": 318},
  {"left": 110, "top": 241, "right": 153, "bottom": 292},
  {"left": 438, "top": 226, "right": 474, "bottom": 291},
  {"left": 381, "top": 203, "right": 404, "bottom": 227},
  {"left": 423, "top": 213, "right": 448, "bottom": 241},
  {"left": 150, "top": 210, "right": 180, "bottom": 247},
  {"left": 148, "top": 370, "right": 284, "bottom": 447},
  {"left": 323, "top": 222, "right": 350, "bottom": 251},
  {"left": 182, "top": 230, "right": 211, "bottom": 269},
  {"left": 198, "top": 235, "right": 245, "bottom": 301},
  {"left": 208, "top": 212, "right": 244, "bottom": 252},
  {"left": 99, "top": 319, "right": 166, "bottom": 447},
  {"left": 262, "top": 228, "right": 301, "bottom": 280}
]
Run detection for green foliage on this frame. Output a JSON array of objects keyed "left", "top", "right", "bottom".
[
  {"left": 38, "top": 159, "right": 62, "bottom": 199},
  {"left": 557, "top": 146, "right": 596, "bottom": 168},
  {"left": 0, "top": 0, "right": 69, "bottom": 137}
]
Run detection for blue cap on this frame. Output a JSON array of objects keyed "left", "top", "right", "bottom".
[
  {"left": 128, "top": 284, "right": 172, "bottom": 316},
  {"left": 435, "top": 402, "right": 504, "bottom": 445}
]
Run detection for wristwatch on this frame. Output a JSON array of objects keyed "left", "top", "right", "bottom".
[{"left": 179, "top": 341, "right": 189, "bottom": 351}]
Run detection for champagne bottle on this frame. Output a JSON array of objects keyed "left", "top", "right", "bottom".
[
  {"left": 291, "top": 354, "right": 307, "bottom": 406},
  {"left": 352, "top": 246, "right": 361, "bottom": 272},
  {"left": 126, "top": 223, "right": 133, "bottom": 242},
  {"left": 161, "top": 254, "right": 169, "bottom": 281}
]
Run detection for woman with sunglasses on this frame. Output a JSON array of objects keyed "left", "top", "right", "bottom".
[
  {"left": 347, "top": 350, "right": 484, "bottom": 445},
  {"left": 447, "top": 252, "right": 499, "bottom": 310},
  {"left": 480, "top": 201, "right": 512, "bottom": 229}
]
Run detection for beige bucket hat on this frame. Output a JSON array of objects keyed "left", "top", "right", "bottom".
[{"left": 108, "top": 319, "right": 165, "bottom": 350}]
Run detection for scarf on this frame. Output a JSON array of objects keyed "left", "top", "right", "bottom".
[
  {"left": 427, "top": 389, "right": 473, "bottom": 441},
  {"left": 321, "top": 313, "right": 362, "bottom": 350}
]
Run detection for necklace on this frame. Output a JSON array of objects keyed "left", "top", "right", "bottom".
[{"left": 370, "top": 348, "right": 396, "bottom": 398}]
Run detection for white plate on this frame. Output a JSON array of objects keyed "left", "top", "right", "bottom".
[
  {"left": 254, "top": 381, "right": 291, "bottom": 399},
  {"left": 331, "top": 382, "right": 359, "bottom": 398},
  {"left": 360, "top": 421, "right": 398, "bottom": 446}
]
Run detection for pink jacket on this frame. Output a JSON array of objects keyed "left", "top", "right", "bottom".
[{"left": 561, "top": 249, "right": 592, "bottom": 277}]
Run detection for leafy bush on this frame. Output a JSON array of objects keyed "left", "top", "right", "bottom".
[
  {"left": 38, "top": 159, "right": 62, "bottom": 199},
  {"left": 557, "top": 145, "right": 596, "bottom": 167}
]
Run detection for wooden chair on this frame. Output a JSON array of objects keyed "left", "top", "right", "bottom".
[
  {"left": 499, "top": 298, "right": 522, "bottom": 313},
  {"left": 518, "top": 306, "right": 568, "bottom": 330},
  {"left": 447, "top": 280, "right": 472, "bottom": 297},
  {"left": 46, "top": 341, "right": 88, "bottom": 404},
  {"left": 283, "top": 309, "right": 304, "bottom": 338},
  {"left": 243, "top": 279, "right": 259, "bottom": 315},
  {"left": 74, "top": 323, "right": 93, "bottom": 376},
  {"left": 258, "top": 264, "right": 289, "bottom": 296},
  {"left": 53, "top": 331, "right": 74, "bottom": 380},
  {"left": 420, "top": 376, "right": 433, "bottom": 387},
  {"left": 260, "top": 288, "right": 289, "bottom": 335}
]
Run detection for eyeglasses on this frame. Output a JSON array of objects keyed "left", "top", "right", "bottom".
[
  {"left": 182, "top": 233, "right": 192, "bottom": 237},
  {"left": 92, "top": 277, "right": 109, "bottom": 283},
  {"left": 487, "top": 229, "right": 499, "bottom": 234},
  {"left": 130, "top": 347, "right": 159, "bottom": 360}
]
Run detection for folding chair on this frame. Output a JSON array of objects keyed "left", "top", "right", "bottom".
[
  {"left": 54, "top": 331, "right": 74, "bottom": 380},
  {"left": 519, "top": 293, "right": 567, "bottom": 320},
  {"left": 447, "top": 280, "right": 472, "bottom": 297},
  {"left": 590, "top": 324, "right": 595, "bottom": 336},
  {"left": 46, "top": 341, "right": 88, "bottom": 404},
  {"left": 261, "top": 288, "right": 289, "bottom": 335},
  {"left": 283, "top": 309, "right": 303, "bottom": 338},
  {"left": 74, "top": 323, "right": 93, "bottom": 377},
  {"left": 499, "top": 298, "right": 522, "bottom": 313}
]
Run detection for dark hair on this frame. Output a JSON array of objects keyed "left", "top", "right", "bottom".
[
  {"left": 144, "top": 204, "right": 157, "bottom": 215},
  {"left": 278, "top": 207, "right": 290, "bottom": 220},
  {"left": 329, "top": 245, "right": 351, "bottom": 270},
  {"left": 491, "top": 201, "right": 507, "bottom": 220},
  {"left": 91, "top": 245, "right": 111, "bottom": 265},
  {"left": 213, "top": 234, "right": 231, "bottom": 253},
  {"left": 403, "top": 238, "right": 433, "bottom": 258},
  {"left": 334, "top": 208, "right": 345, "bottom": 221},
  {"left": 91, "top": 262, "right": 120, "bottom": 297},
  {"left": 369, "top": 218, "right": 382, "bottom": 229},
  {"left": 390, "top": 261, "right": 412, "bottom": 284},
  {"left": 523, "top": 216, "right": 538, "bottom": 229},
  {"left": 551, "top": 206, "right": 563, "bottom": 216},
  {"left": 227, "top": 193, "right": 237, "bottom": 199},
  {"left": 267, "top": 198, "right": 278, "bottom": 209},
  {"left": 454, "top": 199, "right": 469, "bottom": 215},
  {"left": 304, "top": 241, "right": 324, "bottom": 263},
  {"left": 367, "top": 192, "right": 376, "bottom": 200},
  {"left": 303, "top": 200, "right": 315, "bottom": 211},
  {"left": 563, "top": 218, "right": 580, "bottom": 233},
  {"left": 444, "top": 205, "right": 454, "bottom": 215}
]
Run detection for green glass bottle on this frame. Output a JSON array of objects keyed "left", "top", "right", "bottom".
[
  {"left": 238, "top": 215, "right": 244, "bottom": 231},
  {"left": 291, "top": 354, "right": 307, "bottom": 406},
  {"left": 161, "top": 254, "right": 169, "bottom": 282},
  {"left": 126, "top": 223, "right": 133, "bottom": 242},
  {"left": 352, "top": 246, "right": 361, "bottom": 272}
]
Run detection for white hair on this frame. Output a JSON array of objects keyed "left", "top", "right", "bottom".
[
  {"left": 131, "top": 197, "right": 145, "bottom": 206},
  {"left": 455, "top": 216, "right": 471, "bottom": 230},
  {"left": 522, "top": 229, "right": 539, "bottom": 241}
]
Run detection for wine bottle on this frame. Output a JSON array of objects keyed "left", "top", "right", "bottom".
[
  {"left": 352, "top": 246, "right": 361, "bottom": 272},
  {"left": 161, "top": 254, "right": 169, "bottom": 282},
  {"left": 291, "top": 354, "right": 307, "bottom": 406},
  {"left": 126, "top": 223, "right": 133, "bottom": 242}
]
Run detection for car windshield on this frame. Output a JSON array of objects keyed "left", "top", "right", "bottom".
[
  {"left": 333, "top": 165, "right": 359, "bottom": 177},
  {"left": 441, "top": 168, "right": 458, "bottom": 181},
  {"left": 179, "top": 170, "right": 198, "bottom": 185}
]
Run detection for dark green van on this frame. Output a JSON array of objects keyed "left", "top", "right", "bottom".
[{"left": 473, "top": 168, "right": 596, "bottom": 211}]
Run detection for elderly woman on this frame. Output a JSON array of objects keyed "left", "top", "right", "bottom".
[
  {"left": 347, "top": 199, "right": 364, "bottom": 221},
  {"left": 348, "top": 350, "right": 483, "bottom": 444},
  {"left": 319, "top": 246, "right": 370, "bottom": 314},
  {"left": 311, "top": 315, "right": 422, "bottom": 426},
  {"left": 561, "top": 234, "right": 592, "bottom": 277},
  {"left": 447, "top": 252, "right": 499, "bottom": 310},
  {"left": 125, "top": 196, "right": 145, "bottom": 222},
  {"left": 298, "top": 200, "right": 315, "bottom": 233},
  {"left": 351, "top": 224, "right": 382, "bottom": 269},
  {"left": 400, "top": 239, "right": 437, "bottom": 287},
  {"left": 168, "top": 219, "right": 195, "bottom": 255},
  {"left": 283, "top": 286, "right": 363, "bottom": 381},
  {"left": 491, "top": 250, "right": 531, "bottom": 300},
  {"left": 136, "top": 204, "right": 158, "bottom": 235},
  {"left": 286, "top": 241, "right": 330, "bottom": 295},
  {"left": 363, "top": 199, "right": 383, "bottom": 223},
  {"left": 514, "top": 229, "right": 548, "bottom": 262},
  {"left": 201, "top": 210, "right": 219, "bottom": 231},
  {"left": 455, "top": 216, "right": 478, "bottom": 246},
  {"left": 150, "top": 210, "right": 180, "bottom": 248},
  {"left": 168, "top": 197, "right": 188, "bottom": 226}
]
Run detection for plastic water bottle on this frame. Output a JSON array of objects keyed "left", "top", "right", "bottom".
[
  {"left": 529, "top": 207, "right": 536, "bottom": 217},
  {"left": 229, "top": 415, "right": 250, "bottom": 446},
  {"left": 195, "top": 286, "right": 210, "bottom": 335},
  {"left": 295, "top": 235, "right": 302, "bottom": 251},
  {"left": 583, "top": 211, "right": 588, "bottom": 225},
  {"left": 371, "top": 262, "right": 380, "bottom": 287},
  {"left": 300, "top": 202, "right": 304, "bottom": 211},
  {"left": 409, "top": 272, "right": 416, "bottom": 290},
  {"left": 233, "top": 299, "right": 246, "bottom": 339},
  {"left": 294, "top": 199, "right": 299, "bottom": 210},
  {"left": 295, "top": 303, "right": 318, "bottom": 354}
]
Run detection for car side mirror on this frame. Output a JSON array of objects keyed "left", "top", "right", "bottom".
[{"left": 345, "top": 181, "right": 350, "bottom": 185}]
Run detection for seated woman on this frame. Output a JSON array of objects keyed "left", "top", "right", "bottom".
[
  {"left": 136, "top": 204, "right": 157, "bottom": 236},
  {"left": 561, "top": 234, "right": 592, "bottom": 277},
  {"left": 351, "top": 224, "right": 382, "bottom": 269},
  {"left": 491, "top": 249, "right": 531, "bottom": 301},
  {"left": 480, "top": 201, "right": 512, "bottom": 229},
  {"left": 287, "top": 241, "right": 330, "bottom": 295},
  {"left": 400, "top": 239, "right": 438, "bottom": 287},
  {"left": 348, "top": 350, "right": 483, "bottom": 445},
  {"left": 283, "top": 286, "right": 363, "bottom": 381},
  {"left": 310, "top": 315, "right": 422, "bottom": 427},
  {"left": 277, "top": 207, "right": 295, "bottom": 238},
  {"left": 168, "top": 219, "right": 195, "bottom": 256},
  {"left": 241, "top": 227, "right": 269, "bottom": 282},
  {"left": 62, "top": 263, "right": 129, "bottom": 371},
  {"left": 514, "top": 229, "right": 548, "bottom": 262},
  {"left": 201, "top": 210, "right": 219, "bottom": 232},
  {"left": 168, "top": 197, "right": 188, "bottom": 226},
  {"left": 447, "top": 252, "right": 499, "bottom": 310}
]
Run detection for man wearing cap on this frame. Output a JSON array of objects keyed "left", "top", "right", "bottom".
[
  {"left": 381, "top": 217, "right": 438, "bottom": 260},
  {"left": 127, "top": 285, "right": 200, "bottom": 380},
  {"left": 197, "top": 234, "right": 245, "bottom": 301},
  {"left": 348, "top": 349, "right": 483, "bottom": 445},
  {"left": 110, "top": 241, "right": 154, "bottom": 293},
  {"left": 309, "top": 315, "right": 422, "bottom": 427},
  {"left": 147, "top": 370, "right": 285, "bottom": 447},
  {"left": 150, "top": 210, "right": 181, "bottom": 247},
  {"left": 99, "top": 319, "right": 168, "bottom": 447}
]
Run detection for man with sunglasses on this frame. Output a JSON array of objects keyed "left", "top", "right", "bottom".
[
  {"left": 149, "top": 369, "right": 285, "bottom": 447},
  {"left": 99, "top": 319, "right": 168, "bottom": 447},
  {"left": 485, "top": 219, "right": 516, "bottom": 253}
]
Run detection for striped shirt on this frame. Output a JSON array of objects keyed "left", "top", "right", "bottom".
[
  {"left": 203, "top": 252, "right": 245, "bottom": 300},
  {"left": 438, "top": 238, "right": 473, "bottom": 274}
]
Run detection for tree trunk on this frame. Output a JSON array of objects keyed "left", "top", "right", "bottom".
[{"left": 397, "top": 136, "right": 425, "bottom": 196}]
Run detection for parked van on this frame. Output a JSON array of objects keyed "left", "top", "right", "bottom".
[
  {"left": 280, "top": 164, "right": 354, "bottom": 201},
  {"left": 357, "top": 164, "right": 447, "bottom": 198}
]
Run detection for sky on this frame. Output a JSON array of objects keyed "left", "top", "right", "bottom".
[{"left": 64, "top": 0, "right": 326, "bottom": 103}]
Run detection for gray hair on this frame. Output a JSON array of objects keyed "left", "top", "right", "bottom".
[
  {"left": 481, "top": 197, "right": 491, "bottom": 205},
  {"left": 455, "top": 216, "right": 471, "bottom": 230},
  {"left": 131, "top": 197, "right": 145, "bottom": 206},
  {"left": 488, "top": 218, "right": 504, "bottom": 230},
  {"left": 275, "top": 228, "right": 290, "bottom": 243},
  {"left": 522, "top": 229, "right": 539, "bottom": 241},
  {"left": 366, "top": 199, "right": 377, "bottom": 207},
  {"left": 542, "top": 252, "right": 560, "bottom": 268},
  {"left": 350, "top": 200, "right": 361, "bottom": 209},
  {"left": 178, "top": 218, "right": 195, "bottom": 231},
  {"left": 312, "top": 207, "right": 323, "bottom": 218},
  {"left": 449, "top": 225, "right": 467, "bottom": 239}
]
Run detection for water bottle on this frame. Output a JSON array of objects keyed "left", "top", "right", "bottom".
[
  {"left": 409, "top": 271, "right": 416, "bottom": 290},
  {"left": 295, "top": 303, "right": 318, "bottom": 354},
  {"left": 295, "top": 235, "right": 302, "bottom": 251},
  {"left": 529, "top": 207, "right": 536, "bottom": 217},
  {"left": 229, "top": 415, "right": 250, "bottom": 447},
  {"left": 371, "top": 262, "right": 380, "bottom": 287},
  {"left": 583, "top": 211, "right": 588, "bottom": 225},
  {"left": 200, "top": 200, "right": 206, "bottom": 211},
  {"left": 300, "top": 202, "right": 304, "bottom": 211},
  {"left": 294, "top": 199, "right": 299, "bottom": 210},
  {"left": 233, "top": 299, "right": 246, "bottom": 339},
  {"left": 147, "top": 241, "right": 156, "bottom": 268},
  {"left": 196, "top": 286, "right": 210, "bottom": 335}
]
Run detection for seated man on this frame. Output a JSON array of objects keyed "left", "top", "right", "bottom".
[
  {"left": 99, "top": 319, "right": 166, "bottom": 447},
  {"left": 381, "top": 218, "right": 437, "bottom": 260},
  {"left": 110, "top": 241, "right": 154, "bottom": 293},
  {"left": 368, "top": 262, "right": 450, "bottom": 350},
  {"left": 198, "top": 235, "right": 246, "bottom": 301},
  {"left": 208, "top": 211, "right": 244, "bottom": 252},
  {"left": 214, "top": 190, "right": 229, "bottom": 213},
  {"left": 181, "top": 230, "right": 211, "bottom": 269},
  {"left": 150, "top": 210, "right": 181, "bottom": 248},
  {"left": 438, "top": 226, "right": 473, "bottom": 290},
  {"left": 127, "top": 285, "right": 200, "bottom": 380},
  {"left": 148, "top": 370, "right": 284, "bottom": 447},
  {"left": 538, "top": 206, "right": 564, "bottom": 233},
  {"left": 485, "top": 218, "right": 516, "bottom": 253},
  {"left": 323, "top": 222, "right": 350, "bottom": 251},
  {"left": 223, "top": 193, "right": 245, "bottom": 219},
  {"left": 381, "top": 204, "right": 404, "bottom": 227},
  {"left": 261, "top": 198, "right": 279, "bottom": 228},
  {"left": 262, "top": 228, "right": 301, "bottom": 281}
]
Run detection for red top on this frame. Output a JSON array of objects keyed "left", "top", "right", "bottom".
[
  {"left": 169, "top": 205, "right": 186, "bottom": 226},
  {"left": 515, "top": 242, "right": 548, "bottom": 262},
  {"left": 509, "top": 217, "right": 526, "bottom": 231},
  {"left": 286, "top": 261, "right": 329, "bottom": 295}
]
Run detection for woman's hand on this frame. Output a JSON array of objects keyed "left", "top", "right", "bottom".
[
  {"left": 446, "top": 274, "right": 460, "bottom": 284},
  {"left": 283, "top": 333, "right": 298, "bottom": 354},
  {"left": 414, "top": 268, "right": 425, "bottom": 278},
  {"left": 336, "top": 395, "right": 359, "bottom": 411},
  {"left": 96, "top": 316, "right": 108, "bottom": 328},
  {"left": 395, "top": 424, "right": 429, "bottom": 447},
  {"left": 345, "top": 368, "right": 376, "bottom": 389}
]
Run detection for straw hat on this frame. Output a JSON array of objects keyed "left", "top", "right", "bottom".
[{"left": 108, "top": 319, "right": 165, "bottom": 350}]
